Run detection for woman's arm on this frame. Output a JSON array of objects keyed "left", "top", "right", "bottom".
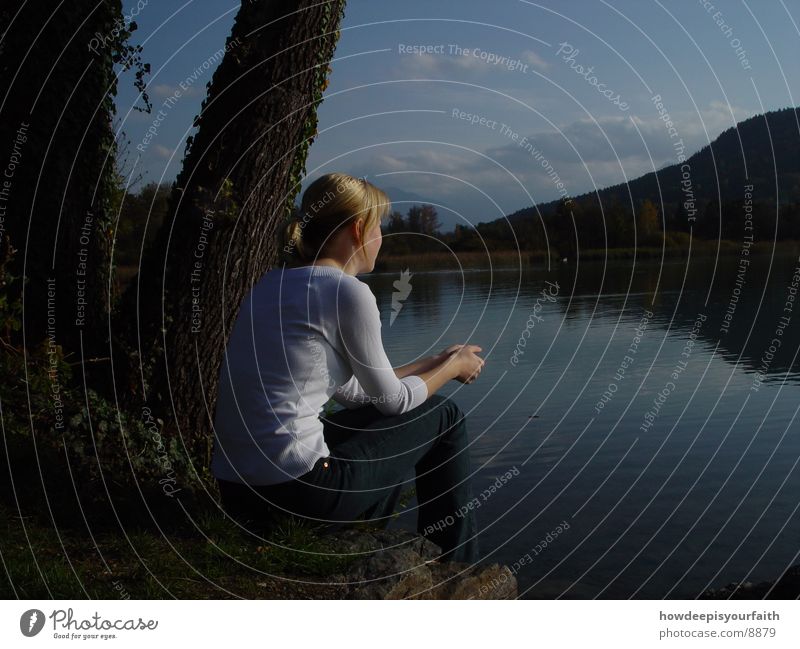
[
  {"left": 332, "top": 351, "right": 451, "bottom": 409},
  {"left": 415, "top": 345, "right": 484, "bottom": 396},
  {"left": 334, "top": 282, "right": 429, "bottom": 415},
  {"left": 414, "top": 354, "right": 460, "bottom": 397},
  {"left": 333, "top": 283, "right": 484, "bottom": 412},
  {"left": 394, "top": 344, "right": 469, "bottom": 378},
  {"left": 333, "top": 344, "right": 483, "bottom": 408},
  {"left": 394, "top": 352, "right": 448, "bottom": 379}
]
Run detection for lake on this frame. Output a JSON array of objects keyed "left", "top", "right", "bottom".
[{"left": 361, "top": 251, "right": 800, "bottom": 599}]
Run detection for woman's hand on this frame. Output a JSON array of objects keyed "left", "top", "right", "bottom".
[
  {"left": 440, "top": 343, "right": 464, "bottom": 357},
  {"left": 447, "top": 344, "right": 485, "bottom": 384}
]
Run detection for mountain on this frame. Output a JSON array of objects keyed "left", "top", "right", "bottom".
[{"left": 503, "top": 107, "right": 800, "bottom": 225}]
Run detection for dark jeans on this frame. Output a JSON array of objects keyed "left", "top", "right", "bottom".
[{"left": 217, "top": 393, "right": 479, "bottom": 563}]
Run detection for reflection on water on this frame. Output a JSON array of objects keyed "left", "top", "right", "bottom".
[{"left": 363, "top": 252, "right": 800, "bottom": 599}]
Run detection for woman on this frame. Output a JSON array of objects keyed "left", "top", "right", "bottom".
[{"left": 211, "top": 172, "right": 485, "bottom": 563}]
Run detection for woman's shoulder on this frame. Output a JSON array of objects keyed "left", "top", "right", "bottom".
[
  {"left": 262, "top": 265, "right": 374, "bottom": 304},
  {"left": 329, "top": 273, "right": 375, "bottom": 308}
]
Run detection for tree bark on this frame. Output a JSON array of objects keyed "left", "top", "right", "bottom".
[
  {"left": 116, "top": 0, "right": 347, "bottom": 477},
  {"left": 0, "top": 1, "right": 122, "bottom": 360}
]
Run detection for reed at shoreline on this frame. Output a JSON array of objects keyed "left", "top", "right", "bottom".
[{"left": 372, "top": 240, "right": 800, "bottom": 272}]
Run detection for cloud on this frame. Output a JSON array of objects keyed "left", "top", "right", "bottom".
[
  {"left": 521, "top": 49, "right": 550, "bottom": 71},
  {"left": 687, "top": 100, "right": 753, "bottom": 137},
  {"left": 484, "top": 116, "right": 654, "bottom": 165},
  {"left": 153, "top": 144, "right": 174, "bottom": 159},
  {"left": 344, "top": 100, "right": 757, "bottom": 225},
  {"left": 395, "top": 46, "right": 548, "bottom": 79},
  {"left": 482, "top": 101, "right": 754, "bottom": 167},
  {"left": 151, "top": 84, "right": 178, "bottom": 98}
]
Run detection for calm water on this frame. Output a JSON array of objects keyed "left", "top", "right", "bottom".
[{"left": 361, "top": 252, "right": 800, "bottom": 599}]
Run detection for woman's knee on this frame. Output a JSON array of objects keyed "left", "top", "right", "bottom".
[
  {"left": 426, "top": 393, "right": 461, "bottom": 412},
  {"left": 443, "top": 394, "right": 466, "bottom": 421},
  {"left": 426, "top": 394, "right": 466, "bottom": 436}
]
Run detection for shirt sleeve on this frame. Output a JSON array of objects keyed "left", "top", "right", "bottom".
[
  {"left": 330, "top": 374, "right": 369, "bottom": 409},
  {"left": 333, "top": 280, "right": 428, "bottom": 415}
]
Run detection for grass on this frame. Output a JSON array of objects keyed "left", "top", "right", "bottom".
[
  {"left": 373, "top": 250, "right": 556, "bottom": 272},
  {"left": 0, "top": 497, "right": 373, "bottom": 599},
  {"left": 0, "top": 496, "right": 388, "bottom": 599},
  {"left": 0, "top": 436, "right": 386, "bottom": 599},
  {"left": 372, "top": 240, "right": 800, "bottom": 271}
]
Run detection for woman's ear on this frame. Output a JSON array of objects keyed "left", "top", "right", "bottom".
[{"left": 351, "top": 219, "right": 363, "bottom": 247}]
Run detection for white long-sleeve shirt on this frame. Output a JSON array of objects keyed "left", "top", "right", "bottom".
[{"left": 210, "top": 264, "right": 428, "bottom": 486}]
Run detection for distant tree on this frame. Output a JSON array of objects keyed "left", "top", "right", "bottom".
[
  {"left": 637, "top": 199, "right": 660, "bottom": 243},
  {"left": 606, "top": 201, "right": 632, "bottom": 248},
  {"left": 572, "top": 198, "right": 604, "bottom": 250},
  {"left": 384, "top": 210, "right": 406, "bottom": 234},
  {"left": 451, "top": 223, "right": 481, "bottom": 251},
  {"left": 698, "top": 200, "right": 720, "bottom": 239},
  {"left": 453, "top": 223, "right": 469, "bottom": 241},
  {"left": 719, "top": 199, "right": 739, "bottom": 240},
  {"left": 669, "top": 203, "right": 690, "bottom": 233},
  {"left": 115, "top": 182, "right": 172, "bottom": 267},
  {"left": 779, "top": 202, "right": 800, "bottom": 240},
  {"left": 419, "top": 204, "right": 441, "bottom": 237},
  {"left": 552, "top": 198, "right": 578, "bottom": 257},
  {"left": 406, "top": 205, "right": 422, "bottom": 233}
]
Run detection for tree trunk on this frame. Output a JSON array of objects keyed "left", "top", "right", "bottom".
[
  {"left": 116, "top": 0, "right": 347, "bottom": 479},
  {"left": 0, "top": 1, "right": 122, "bottom": 360}
]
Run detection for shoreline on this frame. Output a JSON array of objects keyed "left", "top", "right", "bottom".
[{"left": 372, "top": 241, "right": 800, "bottom": 273}]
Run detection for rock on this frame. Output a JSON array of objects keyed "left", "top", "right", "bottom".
[
  {"left": 429, "top": 562, "right": 517, "bottom": 600},
  {"left": 369, "top": 528, "right": 443, "bottom": 561},
  {"left": 326, "top": 527, "right": 441, "bottom": 559},
  {"left": 348, "top": 547, "right": 435, "bottom": 599},
  {"left": 700, "top": 564, "right": 800, "bottom": 599},
  {"left": 323, "top": 526, "right": 518, "bottom": 599}
]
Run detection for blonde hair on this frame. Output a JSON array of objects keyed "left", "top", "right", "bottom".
[{"left": 280, "top": 173, "right": 391, "bottom": 265}]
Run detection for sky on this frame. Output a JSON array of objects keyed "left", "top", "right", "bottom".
[{"left": 117, "top": 0, "right": 800, "bottom": 231}]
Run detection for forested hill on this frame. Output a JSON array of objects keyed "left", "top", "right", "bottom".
[{"left": 505, "top": 106, "right": 800, "bottom": 225}]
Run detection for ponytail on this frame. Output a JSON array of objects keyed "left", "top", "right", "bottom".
[{"left": 280, "top": 216, "right": 308, "bottom": 264}]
